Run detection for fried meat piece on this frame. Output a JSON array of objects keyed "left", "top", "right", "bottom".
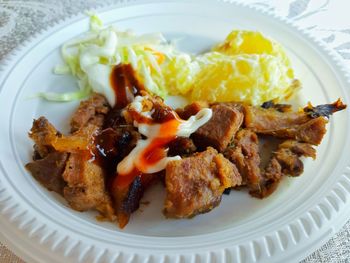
[
  {"left": 245, "top": 100, "right": 347, "bottom": 145},
  {"left": 192, "top": 104, "right": 244, "bottom": 152},
  {"left": 265, "top": 117, "right": 327, "bottom": 145},
  {"left": 27, "top": 97, "right": 115, "bottom": 221},
  {"left": 29, "top": 117, "right": 61, "bottom": 158},
  {"left": 244, "top": 105, "right": 328, "bottom": 145},
  {"left": 70, "top": 93, "right": 110, "bottom": 133},
  {"left": 244, "top": 105, "right": 310, "bottom": 132},
  {"left": 62, "top": 151, "right": 115, "bottom": 220},
  {"left": 275, "top": 140, "right": 316, "bottom": 177},
  {"left": 224, "top": 129, "right": 262, "bottom": 192},
  {"left": 164, "top": 147, "right": 241, "bottom": 218},
  {"left": 25, "top": 151, "right": 68, "bottom": 194},
  {"left": 251, "top": 140, "right": 316, "bottom": 198}
]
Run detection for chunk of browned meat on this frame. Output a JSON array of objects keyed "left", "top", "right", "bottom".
[
  {"left": 224, "top": 129, "right": 262, "bottom": 192},
  {"left": 245, "top": 99, "right": 347, "bottom": 145},
  {"left": 244, "top": 105, "right": 310, "bottom": 132},
  {"left": 167, "top": 137, "right": 196, "bottom": 157},
  {"left": 176, "top": 101, "right": 208, "bottom": 120},
  {"left": 192, "top": 104, "right": 244, "bottom": 152},
  {"left": 25, "top": 152, "right": 68, "bottom": 194},
  {"left": 29, "top": 117, "right": 61, "bottom": 158},
  {"left": 275, "top": 140, "right": 316, "bottom": 177},
  {"left": 279, "top": 140, "right": 316, "bottom": 159},
  {"left": 245, "top": 104, "right": 329, "bottom": 145},
  {"left": 264, "top": 117, "right": 328, "bottom": 145},
  {"left": 250, "top": 157, "right": 282, "bottom": 199},
  {"left": 164, "top": 147, "right": 241, "bottom": 218},
  {"left": 251, "top": 140, "right": 316, "bottom": 199},
  {"left": 62, "top": 151, "right": 115, "bottom": 220},
  {"left": 70, "top": 93, "right": 110, "bottom": 133}
]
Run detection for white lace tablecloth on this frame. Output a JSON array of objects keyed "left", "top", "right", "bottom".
[{"left": 0, "top": 0, "right": 349, "bottom": 262}]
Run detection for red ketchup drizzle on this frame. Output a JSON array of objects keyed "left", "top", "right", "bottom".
[
  {"left": 113, "top": 114, "right": 181, "bottom": 190},
  {"left": 107, "top": 63, "right": 182, "bottom": 191}
]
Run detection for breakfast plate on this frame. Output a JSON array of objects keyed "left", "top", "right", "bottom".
[{"left": 1, "top": 0, "right": 350, "bottom": 262}]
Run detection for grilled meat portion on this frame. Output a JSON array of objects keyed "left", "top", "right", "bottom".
[
  {"left": 26, "top": 95, "right": 115, "bottom": 220},
  {"left": 28, "top": 117, "right": 61, "bottom": 158},
  {"left": 192, "top": 104, "right": 244, "bottom": 152},
  {"left": 62, "top": 150, "right": 115, "bottom": 220},
  {"left": 26, "top": 90, "right": 347, "bottom": 228},
  {"left": 224, "top": 129, "right": 262, "bottom": 192},
  {"left": 251, "top": 140, "right": 316, "bottom": 199},
  {"left": 164, "top": 147, "right": 242, "bottom": 218},
  {"left": 244, "top": 104, "right": 329, "bottom": 145},
  {"left": 25, "top": 151, "right": 68, "bottom": 194},
  {"left": 244, "top": 105, "right": 311, "bottom": 132},
  {"left": 70, "top": 93, "right": 110, "bottom": 133}
]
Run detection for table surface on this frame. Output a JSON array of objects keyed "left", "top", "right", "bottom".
[{"left": 1, "top": 0, "right": 350, "bottom": 262}]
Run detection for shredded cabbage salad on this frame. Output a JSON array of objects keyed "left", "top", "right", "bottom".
[{"left": 38, "top": 13, "right": 186, "bottom": 105}]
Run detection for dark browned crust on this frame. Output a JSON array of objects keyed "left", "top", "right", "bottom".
[{"left": 303, "top": 98, "right": 347, "bottom": 119}]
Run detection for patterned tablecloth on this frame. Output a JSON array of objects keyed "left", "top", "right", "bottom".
[{"left": 0, "top": 0, "right": 350, "bottom": 262}]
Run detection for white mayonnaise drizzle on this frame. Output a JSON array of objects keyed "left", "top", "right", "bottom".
[{"left": 116, "top": 96, "right": 212, "bottom": 174}]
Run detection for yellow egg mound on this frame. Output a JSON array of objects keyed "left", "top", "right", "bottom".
[
  {"left": 186, "top": 30, "right": 297, "bottom": 104},
  {"left": 190, "top": 52, "right": 296, "bottom": 105}
]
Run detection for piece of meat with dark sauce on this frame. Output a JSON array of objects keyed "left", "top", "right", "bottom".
[
  {"left": 167, "top": 137, "right": 197, "bottom": 157},
  {"left": 192, "top": 104, "right": 244, "bottom": 152},
  {"left": 176, "top": 101, "right": 208, "bottom": 120},
  {"left": 224, "top": 129, "right": 262, "bottom": 192},
  {"left": 164, "top": 147, "right": 241, "bottom": 218},
  {"left": 27, "top": 99, "right": 116, "bottom": 220},
  {"left": 109, "top": 95, "right": 176, "bottom": 228},
  {"left": 112, "top": 173, "right": 159, "bottom": 228}
]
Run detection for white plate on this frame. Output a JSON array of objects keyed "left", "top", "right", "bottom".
[{"left": 1, "top": 1, "right": 350, "bottom": 262}]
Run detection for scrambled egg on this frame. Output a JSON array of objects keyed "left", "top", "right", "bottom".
[{"left": 161, "top": 30, "right": 297, "bottom": 105}]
